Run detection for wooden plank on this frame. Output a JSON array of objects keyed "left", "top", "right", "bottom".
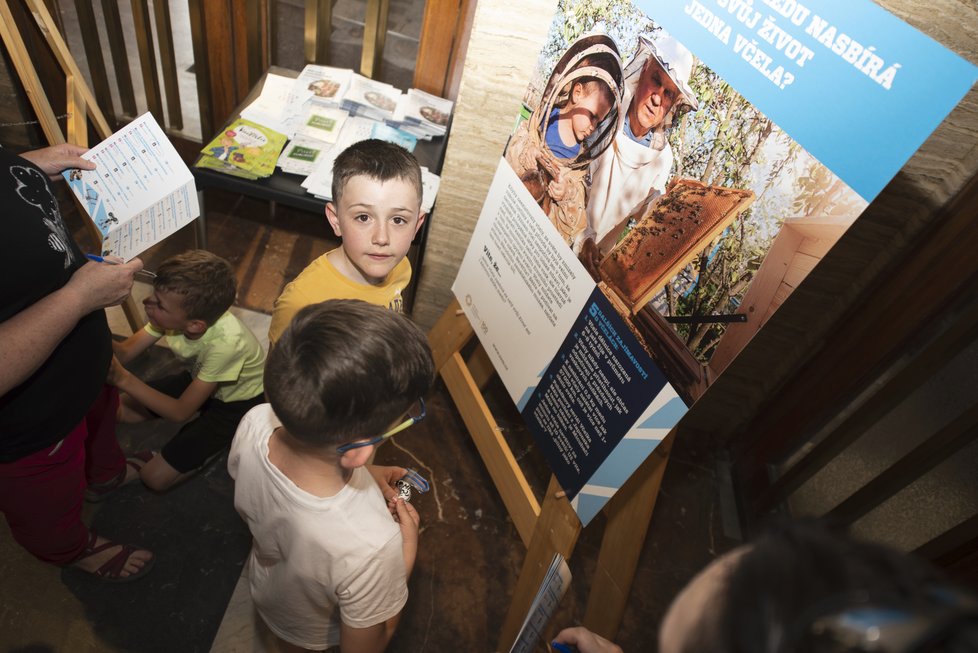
[
  {"left": 427, "top": 297, "right": 474, "bottom": 371},
  {"left": 753, "top": 287, "right": 978, "bottom": 513},
  {"left": 0, "top": 2, "right": 64, "bottom": 144},
  {"left": 130, "top": 0, "right": 164, "bottom": 123},
  {"left": 65, "top": 75, "right": 86, "bottom": 146},
  {"left": 303, "top": 0, "right": 330, "bottom": 65},
  {"left": 73, "top": 0, "right": 116, "bottom": 125},
  {"left": 412, "top": 0, "right": 465, "bottom": 96},
  {"left": 585, "top": 431, "right": 674, "bottom": 638},
  {"left": 440, "top": 352, "right": 540, "bottom": 546},
  {"left": 465, "top": 343, "right": 495, "bottom": 390},
  {"left": 198, "top": 0, "right": 238, "bottom": 135},
  {"left": 827, "top": 399, "right": 978, "bottom": 525},
  {"left": 360, "top": 0, "right": 389, "bottom": 79},
  {"left": 187, "top": 0, "right": 213, "bottom": 138},
  {"left": 498, "top": 476, "right": 580, "bottom": 651},
  {"left": 153, "top": 0, "right": 183, "bottom": 131},
  {"left": 231, "top": 0, "right": 252, "bottom": 100},
  {"left": 244, "top": 0, "right": 267, "bottom": 90},
  {"left": 916, "top": 513, "right": 978, "bottom": 566},
  {"left": 101, "top": 0, "right": 136, "bottom": 117},
  {"left": 25, "top": 0, "right": 111, "bottom": 138}
]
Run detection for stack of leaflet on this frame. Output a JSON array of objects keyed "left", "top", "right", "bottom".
[
  {"left": 300, "top": 116, "right": 439, "bottom": 212},
  {"left": 239, "top": 74, "right": 298, "bottom": 138},
  {"left": 275, "top": 66, "right": 356, "bottom": 175},
  {"left": 341, "top": 74, "right": 402, "bottom": 122},
  {"left": 218, "top": 64, "right": 448, "bottom": 210},
  {"left": 293, "top": 65, "right": 353, "bottom": 108},
  {"left": 386, "top": 89, "right": 454, "bottom": 140},
  {"left": 197, "top": 118, "right": 287, "bottom": 180},
  {"left": 278, "top": 104, "right": 350, "bottom": 176}
]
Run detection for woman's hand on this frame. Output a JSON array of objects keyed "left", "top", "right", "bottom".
[
  {"left": 65, "top": 257, "right": 143, "bottom": 313},
  {"left": 20, "top": 143, "right": 96, "bottom": 179}
]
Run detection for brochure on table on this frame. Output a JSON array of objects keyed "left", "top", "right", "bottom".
[
  {"left": 63, "top": 112, "right": 199, "bottom": 261},
  {"left": 452, "top": 0, "right": 977, "bottom": 525}
]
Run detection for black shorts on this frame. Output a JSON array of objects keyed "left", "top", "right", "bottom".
[{"left": 149, "top": 372, "right": 264, "bottom": 473}]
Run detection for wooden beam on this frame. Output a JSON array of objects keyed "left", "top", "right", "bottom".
[
  {"left": 585, "top": 432, "right": 674, "bottom": 638},
  {"left": 153, "top": 0, "right": 183, "bottom": 130},
  {"left": 734, "top": 170, "right": 978, "bottom": 513},
  {"left": 498, "top": 476, "right": 580, "bottom": 651},
  {"left": 0, "top": 1, "right": 64, "bottom": 144},
  {"left": 440, "top": 351, "right": 541, "bottom": 546},
  {"left": 187, "top": 0, "right": 213, "bottom": 138},
  {"left": 412, "top": 0, "right": 468, "bottom": 97},
  {"left": 130, "top": 0, "right": 164, "bottom": 123},
  {"left": 826, "top": 397, "right": 978, "bottom": 526},
  {"left": 65, "top": 74, "right": 86, "bottom": 146},
  {"left": 360, "top": 0, "right": 389, "bottom": 79},
  {"left": 72, "top": 0, "right": 116, "bottom": 126},
  {"left": 755, "top": 289, "right": 978, "bottom": 513},
  {"left": 465, "top": 343, "right": 495, "bottom": 390},
  {"left": 23, "top": 0, "right": 111, "bottom": 138},
  {"left": 428, "top": 297, "right": 476, "bottom": 371},
  {"left": 101, "top": 0, "right": 136, "bottom": 117},
  {"left": 303, "top": 0, "right": 331, "bottom": 65}
]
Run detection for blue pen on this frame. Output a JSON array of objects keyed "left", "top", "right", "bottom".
[
  {"left": 551, "top": 642, "right": 575, "bottom": 653},
  {"left": 86, "top": 253, "right": 156, "bottom": 279}
]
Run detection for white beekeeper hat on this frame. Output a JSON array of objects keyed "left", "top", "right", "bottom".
[{"left": 624, "top": 33, "right": 699, "bottom": 112}]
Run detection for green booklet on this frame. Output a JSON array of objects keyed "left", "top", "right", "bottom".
[{"left": 198, "top": 118, "right": 287, "bottom": 178}]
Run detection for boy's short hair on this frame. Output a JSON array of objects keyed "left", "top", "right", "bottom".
[
  {"left": 330, "top": 139, "right": 423, "bottom": 207},
  {"left": 569, "top": 77, "right": 616, "bottom": 111},
  {"left": 154, "top": 249, "right": 237, "bottom": 324},
  {"left": 265, "top": 299, "right": 434, "bottom": 446}
]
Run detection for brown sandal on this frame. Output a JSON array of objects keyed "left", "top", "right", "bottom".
[
  {"left": 84, "top": 452, "right": 153, "bottom": 503},
  {"left": 73, "top": 531, "right": 155, "bottom": 582},
  {"left": 84, "top": 467, "right": 128, "bottom": 503}
]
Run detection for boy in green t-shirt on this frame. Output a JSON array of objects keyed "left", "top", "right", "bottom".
[{"left": 99, "top": 250, "right": 265, "bottom": 495}]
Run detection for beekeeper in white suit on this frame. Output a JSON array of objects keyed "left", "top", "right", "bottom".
[{"left": 579, "top": 34, "right": 700, "bottom": 260}]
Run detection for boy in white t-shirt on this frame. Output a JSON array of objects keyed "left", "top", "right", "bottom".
[{"left": 229, "top": 299, "right": 433, "bottom": 651}]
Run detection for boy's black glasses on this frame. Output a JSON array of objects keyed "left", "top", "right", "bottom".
[{"left": 336, "top": 398, "right": 426, "bottom": 453}]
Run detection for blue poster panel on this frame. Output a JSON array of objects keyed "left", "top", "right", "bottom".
[
  {"left": 522, "top": 289, "right": 668, "bottom": 500},
  {"left": 453, "top": 0, "right": 976, "bottom": 525}
]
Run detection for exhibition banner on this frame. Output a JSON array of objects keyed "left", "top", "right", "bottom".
[{"left": 453, "top": 0, "right": 977, "bottom": 525}]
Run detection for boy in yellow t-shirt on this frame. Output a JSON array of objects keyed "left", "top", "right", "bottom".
[{"left": 268, "top": 139, "right": 426, "bottom": 344}]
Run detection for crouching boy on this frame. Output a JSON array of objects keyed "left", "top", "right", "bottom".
[
  {"left": 229, "top": 299, "right": 434, "bottom": 652},
  {"left": 107, "top": 250, "right": 265, "bottom": 494}
]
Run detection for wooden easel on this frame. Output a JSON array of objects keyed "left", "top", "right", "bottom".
[
  {"left": 429, "top": 298, "right": 676, "bottom": 650},
  {"left": 0, "top": 0, "right": 141, "bottom": 331}
]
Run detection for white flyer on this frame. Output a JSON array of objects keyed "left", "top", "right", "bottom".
[{"left": 63, "top": 112, "right": 199, "bottom": 261}]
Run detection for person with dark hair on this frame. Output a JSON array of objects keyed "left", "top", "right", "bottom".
[
  {"left": 229, "top": 299, "right": 435, "bottom": 652},
  {"left": 108, "top": 249, "right": 265, "bottom": 493},
  {"left": 0, "top": 142, "right": 151, "bottom": 582},
  {"left": 267, "top": 138, "right": 426, "bottom": 345},
  {"left": 556, "top": 521, "right": 978, "bottom": 653}
]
